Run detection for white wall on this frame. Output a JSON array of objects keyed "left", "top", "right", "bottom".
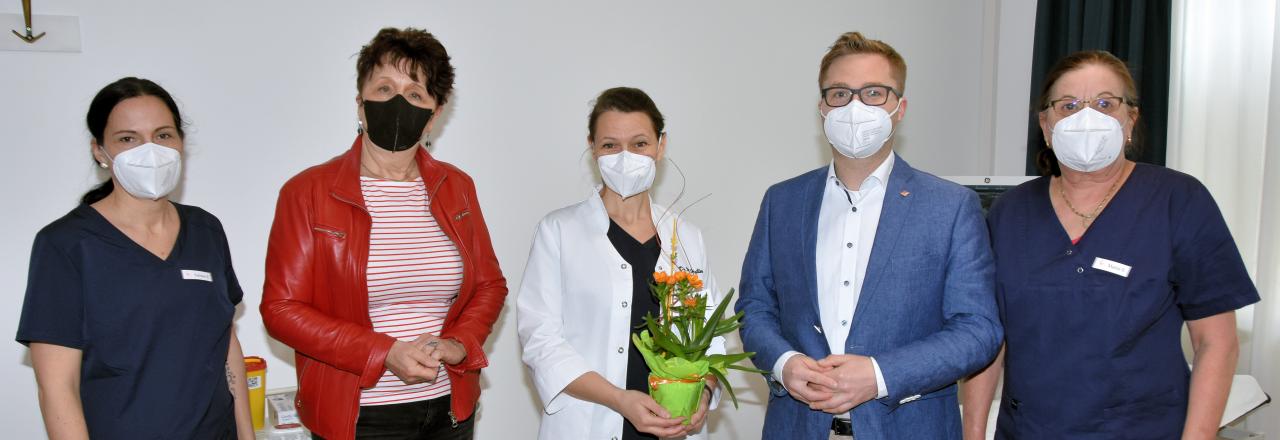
[{"left": 0, "top": 1, "right": 1034, "bottom": 438}]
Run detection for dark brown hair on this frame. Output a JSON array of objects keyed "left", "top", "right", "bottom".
[
  {"left": 82, "top": 77, "right": 185, "bottom": 205},
  {"left": 587, "top": 87, "right": 665, "bottom": 140},
  {"left": 1035, "top": 50, "right": 1142, "bottom": 176},
  {"left": 819, "top": 32, "right": 907, "bottom": 91},
  {"left": 356, "top": 27, "right": 455, "bottom": 105}
]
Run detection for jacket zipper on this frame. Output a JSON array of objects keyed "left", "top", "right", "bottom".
[
  {"left": 328, "top": 190, "right": 372, "bottom": 433},
  {"left": 426, "top": 173, "right": 475, "bottom": 422},
  {"left": 295, "top": 358, "right": 313, "bottom": 411},
  {"left": 430, "top": 177, "right": 471, "bottom": 341},
  {"left": 312, "top": 226, "right": 347, "bottom": 238}
]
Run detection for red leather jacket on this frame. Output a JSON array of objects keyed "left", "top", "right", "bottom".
[{"left": 261, "top": 136, "right": 507, "bottom": 440}]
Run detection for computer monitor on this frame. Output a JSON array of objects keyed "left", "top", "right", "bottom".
[{"left": 942, "top": 176, "right": 1037, "bottom": 214}]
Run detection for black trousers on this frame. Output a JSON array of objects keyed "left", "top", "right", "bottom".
[{"left": 313, "top": 395, "right": 474, "bottom": 440}]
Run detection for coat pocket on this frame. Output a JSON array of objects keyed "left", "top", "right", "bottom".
[
  {"left": 312, "top": 225, "right": 347, "bottom": 239},
  {"left": 444, "top": 209, "right": 474, "bottom": 246}
]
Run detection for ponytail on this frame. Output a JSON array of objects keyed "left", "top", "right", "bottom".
[{"left": 81, "top": 179, "right": 114, "bottom": 205}]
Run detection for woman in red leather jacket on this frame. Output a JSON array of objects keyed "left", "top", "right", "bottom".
[{"left": 261, "top": 27, "right": 507, "bottom": 440}]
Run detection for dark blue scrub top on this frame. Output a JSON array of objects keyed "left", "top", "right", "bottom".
[
  {"left": 987, "top": 164, "right": 1259, "bottom": 439},
  {"left": 16, "top": 203, "right": 243, "bottom": 440}
]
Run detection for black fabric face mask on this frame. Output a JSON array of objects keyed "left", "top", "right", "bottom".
[{"left": 362, "top": 94, "right": 434, "bottom": 152}]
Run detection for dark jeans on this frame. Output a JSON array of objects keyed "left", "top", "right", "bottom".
[{"left": 312, "top": 395, "right": 474, "bottom": 440}]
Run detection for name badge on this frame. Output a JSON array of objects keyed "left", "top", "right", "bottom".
[
  {"left": 181, "top": 269, "right": 213, "bottom": 282},
  {"left": 1091, "top": 257, "right": 1131, "bottom": 278}
]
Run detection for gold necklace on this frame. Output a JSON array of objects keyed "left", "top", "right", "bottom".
[{"left": 1058, "top": 164, "right": 1128, "bottom": 229}]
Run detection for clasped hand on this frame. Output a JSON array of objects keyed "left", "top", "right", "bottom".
[
  {"left": 781, "top": 354, "right": 879, "bottom": 414},
  {"left": 384, "top": 334, "right": 468, "bottom": 385}
]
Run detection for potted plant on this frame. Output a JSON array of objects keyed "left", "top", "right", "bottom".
[{"left": 631, "top": 228, "right": 766, "bottom": 423}]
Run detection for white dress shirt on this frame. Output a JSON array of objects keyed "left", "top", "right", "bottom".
[
  {"left": 516, "top": 189, "right": 724, "bottom": 440},
  {"left": 772, "top": 152, "right": 896, "bottom": 401}
]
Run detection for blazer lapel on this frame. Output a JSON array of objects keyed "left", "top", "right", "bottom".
[
  {"left": 850, "top": 159, "right": 917, "bottom": 332},
  {"left": 799, "top": 169, "right": 826, "bottom": 319}
]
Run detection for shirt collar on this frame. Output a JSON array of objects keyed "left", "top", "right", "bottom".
[
  {"left": 585, "top": 184, "right": 669, "bottom": 234},
  {"left": 826, "top": 151, "right": 896, "bottom": 193}
]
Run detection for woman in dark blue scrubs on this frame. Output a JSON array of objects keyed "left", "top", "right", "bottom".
[
  {"left": 961, "top": 51, "right": 1260, "bottom": 439},
  {"left": 15, "top": 78, "right": 254, "bottom": 439}
]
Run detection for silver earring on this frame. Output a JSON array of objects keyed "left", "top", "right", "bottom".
[
  {"left": 357, "top": 120, "right": 364, "bottom": 134},
  {"left": 98, "top": 162, "right": 108, "bottom": 169}
]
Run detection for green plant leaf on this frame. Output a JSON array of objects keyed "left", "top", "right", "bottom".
[
  {"left": 726, "top": 363, "right": 769, "bottom": 374},
  {"left": 678, "top": 316, "right": 692, "bottom": 345},
  {"left": 695, "top": 289, "right": 735, "bottom": 349},
  {"left": 708, "top": 368, "right": 739, "bottom": 409},
  {"left": 645, "top": 316, "right": 664, "bottom": 339},
  {"left": 707, "top": 352, "right": 754, "bottom": 365},
  {"left": 654, "top": 333, "right": 687, "bottom": 358},
  {"left": 691, "top": 304, "right": 707, "bottom": 341},
  {"left": 713, "top": 321, "right": 742, "bottom": 335},
  {"left": 681, "top": 343, "right": 710, "bottom": 362}
]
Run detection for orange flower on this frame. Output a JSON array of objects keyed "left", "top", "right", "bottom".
[
  {"left": 691, "top": 279, "right": 704, "bottom": 290},
  {"left": 653, "top": 272, "right": 668, "bottom": 284},
  {"left": 674, "top": 271, "right": 689, "bottom": 283},
  {"left": 682, "top": 296, "right": 699, "bottom": 308}
]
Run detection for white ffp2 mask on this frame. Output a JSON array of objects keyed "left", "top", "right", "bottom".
[
  {"left": 597, "top": 150, "right": 656, "bottom": 199},
  {"left": 1051, "top": 107, "right": 1124, "bottom": 172},
  {"left": 103, "top": 142, "right": 182, "bottom": 200},
  {"left": 822, "top": 99, "right": 901, "bottom": 159}
]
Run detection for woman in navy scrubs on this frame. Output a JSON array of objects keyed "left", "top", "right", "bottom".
[
  {"left": 15, "top": 78, "right": 254, "bottom": 439},
  {"left": 961, "top": 51, "right": 1260, "bottom": 439}
]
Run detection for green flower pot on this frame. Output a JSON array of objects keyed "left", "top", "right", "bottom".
[{"left": 648, "top": 374, "right": 705, "bottom": 423}]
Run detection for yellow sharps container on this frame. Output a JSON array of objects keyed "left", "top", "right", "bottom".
[{"left": 244, "top": 356, "right": 267, "bottom": 431}]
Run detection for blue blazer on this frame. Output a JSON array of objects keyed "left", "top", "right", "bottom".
[{"left": 736, "top": 159, "right": 1002, "bottom": 440}]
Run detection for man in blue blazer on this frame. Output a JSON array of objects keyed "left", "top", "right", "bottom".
[{"left": 736, "top": 31, "right": 1003, "bottom": 440}]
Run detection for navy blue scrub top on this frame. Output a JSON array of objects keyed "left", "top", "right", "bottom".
[
  {"left": 987, "top": 164, "right": 1259, "bottom": 439},
  {"left": 16, "top": 203, "right": 243, "bottom": 440}
]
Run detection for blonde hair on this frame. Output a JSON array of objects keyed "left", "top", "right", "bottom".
[{"left": 819, "top": 32, "right": 907, "bottom": 91}]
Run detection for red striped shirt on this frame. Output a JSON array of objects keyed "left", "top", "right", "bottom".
[{"left": 358, "top": 177, "right": 462, "bottom": 406}]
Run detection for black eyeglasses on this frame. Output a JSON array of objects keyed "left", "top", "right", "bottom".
[
  {"left": 820, "top": 85, "right": 900, "bottom": 107},
  {"left": 1046, "top": 96, "right": 1129, "bottom": 117}
]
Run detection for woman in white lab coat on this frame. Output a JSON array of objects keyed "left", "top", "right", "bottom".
[{"left": 517, "top": 87, "right": 725, "bottom": 440}]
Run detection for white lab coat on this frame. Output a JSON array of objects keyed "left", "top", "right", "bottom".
[{"left": 517, "top": 190, "right": 726, "bottom": 440}]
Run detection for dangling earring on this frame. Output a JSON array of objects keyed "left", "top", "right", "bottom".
[
  {"left": 98, "top": 162, "right": 108, "bottom": 169},
  {"left": 357, "top": 120, "right": 364, "bottom": 135}
]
